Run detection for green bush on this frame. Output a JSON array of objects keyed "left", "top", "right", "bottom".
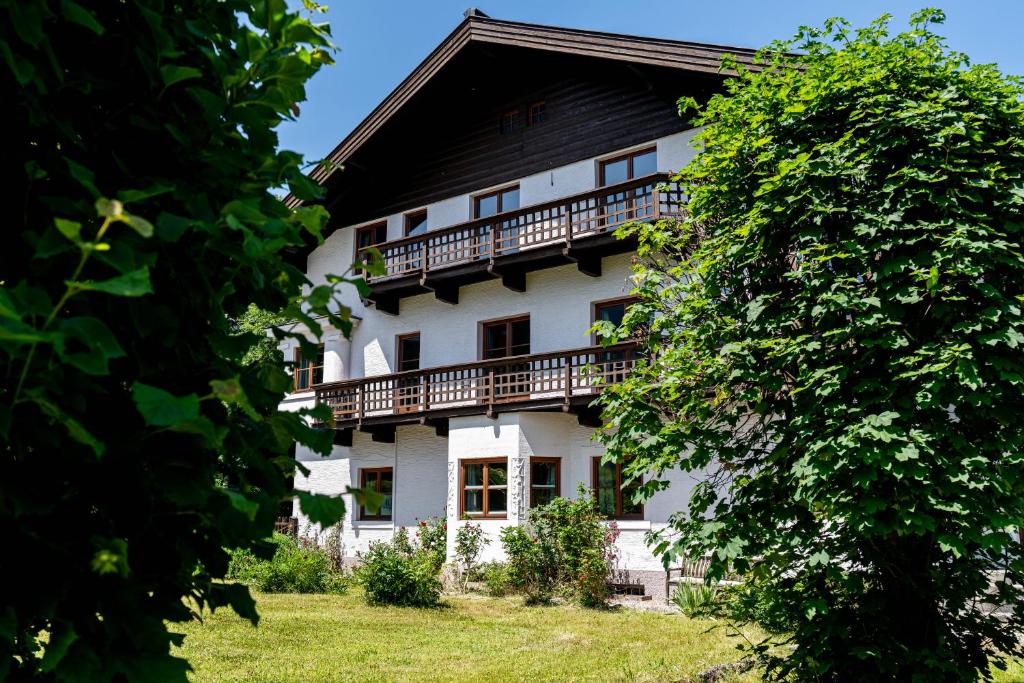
[
  {"left": 357, "top": 541, "right": 442, "bottom": 608},
  {"left": 500, "top": 488, "right": 617, "bottom": 607},
  {"left": 479, "top": 562, "right": 511, "bottom": 597},
  {"left": 415, "top": 516, "right": 447, "bottom": 572},
  {"left": 228, "top": 534, "right": 349, "bottom": 595},
  {"left": 454, "top": 521, "right": 489, "bottom": 585}
]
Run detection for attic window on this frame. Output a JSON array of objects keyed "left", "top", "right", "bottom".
[
  {"left": 528, "top": 101, "right": 546, "bottom": 126},
  {"left": 499, "top": 109, "right": 519, "bottom": 135}
]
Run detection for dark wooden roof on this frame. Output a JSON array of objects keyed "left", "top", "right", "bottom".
[{"left": 283, "top": 15, "right": 758, "bottom": 209}]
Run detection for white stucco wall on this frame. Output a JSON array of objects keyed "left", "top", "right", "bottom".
[{"left": 286, "top": 129, "right": 704, "bottom": 573}]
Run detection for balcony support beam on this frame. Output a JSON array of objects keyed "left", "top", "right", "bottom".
[
  {"left": 487, "top": 263, "right": 527, "bottom": 293},
  {"left": 373, "top": 295, "right": 400, "bottom": 316},
  {"left": 563, "top": 246, "right": 602, "bottom": 278},
  {"left": 359, "top": 424, "right": 396, "bottom": 443},
  {"left": 333, "top": 427, "right": 354, "bottom": 447},
  {"left": 421, "top": 279, "right": 459, "bottom": 305},
  {"left": 420, "top": 416, "right": 449, "bottom": 438}
]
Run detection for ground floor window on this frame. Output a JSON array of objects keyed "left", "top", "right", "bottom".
[
  {"left": 460, "top": 458, "right": 508, "bottom": 519},
  {"left": 360, "top": 467, "right": 393, "bottom": 521},
  {"left": 530, "top": 457, "right": 560, "bottom": 508},
  {"left": 592, "top": 457, "right": 643, "bottom": 520},
  {"left": 293, "top": 344, "right": 324, "bottom": 391}
]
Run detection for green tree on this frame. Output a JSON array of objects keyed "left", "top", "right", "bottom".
[
  {"left": 597, "top": 10, "right": 1024, "bottom": 680},
  {"left": 1, "top": 1, "right": 374, "bottom": 679}
]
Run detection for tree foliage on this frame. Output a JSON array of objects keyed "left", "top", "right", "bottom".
[
  {"left": 597, "top": 10, "right": 1024, "bottom": 680},
  {"left": 1, "top": 1, "right": 373, "bottom": 679}
]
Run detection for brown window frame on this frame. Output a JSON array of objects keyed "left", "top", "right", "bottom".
[
  {"left": 479, "top": 314, "right": 530, "bottom": 360},
  {"left": 527, "top": 101, "right": 546, "bottom": 126},
  {"left": 354, "top": 221, "right": 388, "bottom": 271},
  {"left": 459, "top": 457, "right": 509, "bottom": 519},
  {"left": 396, "top": 332, "right": 421, "bottom": 372},
  {"left": 499, "top": 109, "right": 520, "bottom": 135},
  {"left": 592, "top": 456, "right": 644, "bottom": 520},
  {"left": 529, "top": 457, "right": 561, "bottom": 508},
  {"left": 591, "top": 296, "right": 640, "bottom": 344},
  {"left": 292, "top": 344, "right": 325, "bottom": 392},
  {"left": 403, "top": 209, "right": 428, "bottom": 237},
  {"left": 359, "top": 467, "right": 393, "bottom": 521},
  {"left": 473, "top": 184, "right": 520, "bottom": 219},
  {"left": 598, "top": 146, "right": 657, "bottom": 186}
]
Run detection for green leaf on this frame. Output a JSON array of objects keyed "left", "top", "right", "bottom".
[
  {"left": 55, "top": 218, "right": 82, "bottom": 243},
  {"left": 95, "top": 197, "right": 124, "bottom": 218},
  {"left": 210, "top": 377, "right": 258, "bottom": 419},
  {"left": 123, "top": 213, "right": 155, "bottom": 238},
  {"left": 90, "top": 537, "right": 129, "bottom": 576},
  {"left": 73, "top": 267, "right": 153, "bottom": 297},
  {"left": 61, "top": 0, "right": 104, "bottom": 34},
  {"left": 224, "top": 490, "right": 259, "bottom": 521},
  {"left": 57, "top": 317, "right": 126, "bottom": 375},
  {"left": 66, "top": 158, "right": 99, "bottom": 196},
  {"left": 347, "top": 485, "right": 384, "bottom": 515},
  {"left": 295, "top": 491, "right": 346, "bottom": 527},
  {"left": 27, "top": 391, "right": 105, "bottom": 457},
  {"left": 132, "top": 382, "right": 200, "bottom": 427},
  {"left": 39, "top": 620, "right": 77, "bottom": 672},
  {"left": 160, "top": 64, "right": 203, "bottom": 88}
]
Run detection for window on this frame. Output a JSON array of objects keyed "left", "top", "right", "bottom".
[
  {"left": 360, "top": 467, "right": 393, "bottom": 521},
  {"left": 592, "top": 457, "right": 643, "bottom": 520},
  {"left": 474, "top": 185, "right": 520, "bottom": 219},
  {"left": 355, "top": 222, "right": 388, "bottom": 272},
  {"left": 481, "top": 316, "right": 530, "bottom": 359},
  {"left": 293, "top": 344, "right": 324, "bottom": 391},
  {"left": 460, "top": 458, "right": 508, "bottom": 518},
  {"left": 527, "top": 101, "right": 546, "bottom": 126},
  {"left": 499, "top": 109, "right": 519, "bottom": 135},
  {"left": 599, "top": 147, "right": 657, "bottom": 186},
  {"left": 396, "top": 333, "right": 420, "bottom": 372},
  {"left": 592, "top": 297, "right": 639, "bottom": 341},
  {"left": 530, "top": 457, "right": 560, "bottom": 508},
  {"left": 404, "top": 210, "right": 428, "bottom": 237}
]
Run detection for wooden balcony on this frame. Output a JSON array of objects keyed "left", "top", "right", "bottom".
[
  {"left": 360, "top": 174, "right": 683, "bottom": 314},
  {"left": 314, "top": 342, "right": 639, "bottom": 443}
]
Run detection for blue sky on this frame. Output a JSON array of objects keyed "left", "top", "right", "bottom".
[{"left": 281, "top": 0, "right": 1024, "bottom": 166}]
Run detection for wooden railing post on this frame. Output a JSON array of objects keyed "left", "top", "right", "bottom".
[
  {"left": 422, "top": 374, "right": 430, "bottom": 411},
  {"left": 564, "top": 358, "right": 572, "bottom": 402},
  {"left": 487, "top": 368, "right": 496, "bottom": 415},
  {"left": 357, "top": 383, "right": 365, "bottom": 422}
]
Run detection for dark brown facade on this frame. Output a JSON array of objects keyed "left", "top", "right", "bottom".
[{"left": 322, "top": 43, "right": 721, "bottom": 228}]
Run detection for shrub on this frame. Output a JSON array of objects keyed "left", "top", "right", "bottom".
[
  {"left": 500, "top": 488, "right": 616, "bottom": 607},
  {"left": 454, "top": 521, "right": 489, "bottom": 585},
  {"left": 480, "top": 562, "right": 511, "bottom": 597},
  {"left": 357, "top": 541, "right": 442, "bottom": 608},
  {"left": 671, "top": 582, "right": 720, "bottom": 618},
  {"left": 415, "top": 516, "right": 448, "bottom": 572},
  {"left": 227, "top": 534, "right": 349, "bottom": 595}
]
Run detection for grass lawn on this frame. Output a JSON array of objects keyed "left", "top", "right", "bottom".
[
  {"left": 174, "top": 590, "right": 1024, "bottom": 682},
  {"left": 173, "top": 590, "right": 764, "bottom": 682}
]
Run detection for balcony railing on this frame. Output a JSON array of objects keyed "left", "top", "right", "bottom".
[
  {"left": 315, "top": 342, "right": 639, "bottom": 425},
  {"left": 359, "top": 174, "right": 683, "bottom": 282}
]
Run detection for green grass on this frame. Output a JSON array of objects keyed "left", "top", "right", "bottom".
[
  {"left": 173, "top": 590, "right": 1024, "bottom": 682},
  {"left": 173, "top": 590, "right": 763, "bottom": 683}
]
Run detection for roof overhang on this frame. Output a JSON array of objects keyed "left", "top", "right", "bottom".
[{"left": 283, "top": 15, "right": 759, "bottom": 209}]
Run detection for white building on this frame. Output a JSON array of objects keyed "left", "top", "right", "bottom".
[{"left": 282, "top": 11, "right": 756, "bottom": 598}]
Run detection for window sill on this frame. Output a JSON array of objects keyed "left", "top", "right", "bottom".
[
  {"left": 353, "top": 521, "right": 394, "bottom": 529},
  {"left": 607, "top": 519, "right": 651, "bottom": 530}
]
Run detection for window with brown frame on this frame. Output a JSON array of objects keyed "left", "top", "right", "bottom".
[
  {"left": 530, "top": 457, "right": 560, "bottom": 508},
  {"left": 292, "top": 344, "right": 324, "bottom": 391},
  {"left": 599, "top": 147, "right": 657, "bottom": 186},
  {"left": 480, "top": 316, "right": 530, "bottom": 359},
  {"left": 395, "top": 332, "right": 422, "bottom": 412},
  {"left": 527, "top": 101, "right": 546, "bottom": 126},
  {"left": 474, "top": 185, "right": 520, "bottom": 219},
  {"left": 354, "top": 222, "right": 388, "bottom": 272},
  {"left": 396, "top": 333, "right": 421, "bottom": 372},
  {"left": 592, "top": 457, "right": 643, "bottom": 520},
  {"left": 460, "top": 458, "right": 508, "bottom": 518},
  {"left": 404, "top": 210, "right": 428, "bottom": 237},
  {"left": 359, "top": 467, "right": 393, "bottom": 521},
  {"left": 592, "top": 297, "right": 638, "bottom": 340},
  {"left": 499, "top": 109, "right": 519, "bottom": 135}
]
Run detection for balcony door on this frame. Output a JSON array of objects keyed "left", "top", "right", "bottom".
[
  {"left": 481, "top": 316, "right": 530, "bottom": 400},
  {"left": 598, "top": 148, "right": 658, "bottom": 229},
  {"left": 395, "top": 333, "right": 421, "bottom": 413}
]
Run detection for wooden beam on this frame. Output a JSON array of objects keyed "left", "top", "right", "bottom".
[
  {"left": 373, "top": 296, "right": 400, "bottom": 316},
  {"left": 562, "top": 246, "right": 602, "bottom": 277},
  {"left": 358, "top": 424, "right": 396, "bottom": 443},
  {"left": 333, "top": 428, "right": 353, "bottom": 447},
  {"left": 500, "top": 270, "right": 526, "bottom": 292},
  {"left": 432, "top": 284, "right": 459, "bottom": 305}
]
